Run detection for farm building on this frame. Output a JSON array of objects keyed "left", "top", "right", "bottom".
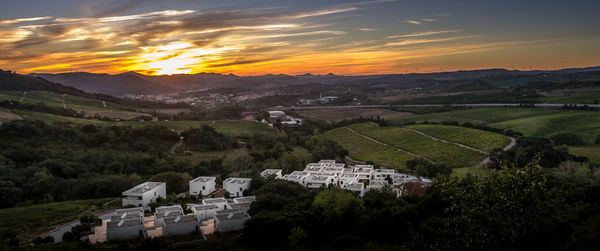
[
  {"left": 189, "top": 176, "right": 216, "bottom": 196},
  {"left": 122, "top": 182, "right": 166, "bottom": 209}
]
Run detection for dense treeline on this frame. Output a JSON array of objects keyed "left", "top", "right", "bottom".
[
  {"left": 0, "top": 120, "right": 184, "bottom": 208},
  {"left": 239, "top": 158, "right": 600, "bottom": 250}
]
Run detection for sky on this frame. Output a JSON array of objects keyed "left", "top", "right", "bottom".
[{"left": 1, "top": 0, "right": 599, "bottom": 75}]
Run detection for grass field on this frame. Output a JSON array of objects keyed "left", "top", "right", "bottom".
[
  {"left": 321, "top": 127, "right": 414, "bottom": 169},
  {"left": 569, "top": 145, "right": 600, "bottom": 165},
  {"left": 0, "top": 91, "right": 148, "bottom": 119},
  {"left": 404, "top": 124, "right": 511, "bottom": 152},
  {"left": 348, "top": 123, "right": 486, "bottom": 167},
  {"left": 389, "top": 107, "right": 600, "bottom": 144},
  {"left": 389, "top": 107, "right": 560, "bottom": 125},
  {"left": 0, "top": 198, "right": 118, "bottom": 240},
  {"left": 14, "top": 110, "right": 109, "bottom": 125},
  {"left": 211, "top": 120, "right": 276, "bottom": 137},
  {"left": 538, "top": 92, "right": 600, "bottom": 104},
  {"left": 294, "top": 107, "right": 412, "bottom": 122},
  {"left": 489, "top": 110, "right": 600, "bottom": 144},
  {"left": 0, "top": 108, "right": 22, "bottom": 123}
]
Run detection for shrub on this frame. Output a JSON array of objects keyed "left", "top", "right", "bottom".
[{"left": 549, "top": 132, "right": 585, "bottom": 146}]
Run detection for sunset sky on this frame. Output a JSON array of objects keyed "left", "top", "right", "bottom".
[{"left": 1, "top": 0, "right": 599, "bottom": 75}]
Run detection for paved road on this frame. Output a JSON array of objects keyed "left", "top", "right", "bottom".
[
  {"left": 275, "top": 103, "right": 600, "bottom": 110},
  {"left": 169, "top": 139, "right": 183, "bottom": 154}
]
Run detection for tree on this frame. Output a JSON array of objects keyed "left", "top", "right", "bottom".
[{"left": 149, "top": 172, "right": 193, "bottom": 194}]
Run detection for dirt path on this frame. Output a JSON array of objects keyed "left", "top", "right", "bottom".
[
  {"left": 344, "top": 127, "right": 435, "bottom": 163},
  {"left": 208, "top": 121, "right": 216, "bottom": 126},
  {"left": 169, "top": 139, "right": 184, "bottom": 154},
  {"left": 479, "top": 137, "right": 516, "bottom": 166},
  {"left": 400, "top": 128, "right": 489, "bottom": 155}
]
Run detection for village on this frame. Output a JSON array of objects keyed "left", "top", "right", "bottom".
[{"left": 43, "top": 160, "right": 432, "bottom": 244}]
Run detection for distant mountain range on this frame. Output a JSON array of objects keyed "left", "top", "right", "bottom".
[{"left": 29, "top": 66, "right": 600, "bottom": 96}]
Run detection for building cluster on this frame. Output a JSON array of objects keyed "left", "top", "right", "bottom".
[
  {"left": 297, "top": 94, "right": 338, "bottom": 105},
  {"left": 106, "top": 180, "right": 255, "bottom": 241},
  {"left": 263, "top": 110, "right": 301, "bottom": 126},
  {"left": 103, "top": 160, "right": 430, "bottom": 242},
  {"left": 264, "top": 160, "right": 432, "bottom": 197}
]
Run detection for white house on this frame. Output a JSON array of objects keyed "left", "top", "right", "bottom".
[
  {"left": 373, "top": 169, "right": 395, "bottom": 181},
  {"left": 122, "top": 182, "right": 166, "bottom": 209},
  {"left": 343, "top": 182, "right": 365, "bottom": 196},
  {"left": 305, "top": 175, "right": 335, "bottom": 189},
  {"left": 106, "top": 208, "right": 146, "bottom": 240},
  {"left": 189, "top": 176, "right": 216, "bottom": 196},
  {"left": 233, "top": 196, "right": 255, "bottom": 204},
  {"left": 260, "top": 169, "right": 283, "bottom": 179},
  {"left": 214, "top": 210, "right": 251, "bottom": 232},
  {"left": 229, "top": 202, "right": 252, "bottom": 212},
  {"left": 154, "top": 205, "right": 184, "bottom": 227},
  {"left": 282, "top": 172, "right": 309, "bottom": 186},
  {"left": 190, "top": 204, "right": 220, "bottom": 221},
  {"left": 223, "top": 178, "right": 252, "bottom": 197},
  {"left": 338, "top": 173, "right": 359, "bottom": 186},
  {"left": 163, "top": 215, "right": 200, "bottom": 236},
  {"left": 367, "top": 180, "right": 387, "bottom": 191},
  {"left": 202, "top": 197, "right": 229, "bottom": 211}
]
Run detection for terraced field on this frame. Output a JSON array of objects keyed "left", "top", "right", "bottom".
[
  {"left": 348, "top": 123, "right": 487, "bottom": 167},
  {"left": 321, "top": 127, "right": 415, "bottom": 169}
]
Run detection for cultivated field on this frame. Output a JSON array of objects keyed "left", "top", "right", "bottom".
[
  {"left": 322, "top": 122, "right": 509, "bottom": 169},
  {"left": 0, "top": 108, "right": 22, "bottom": 123},
  {"left": 403, "top": 124, "right": 511, "bottom": 152},
  {"left": 390, "top": 107, "right": 600, "bottom": 144},
  {"left": 321, "top": 127, "right": 415, "bottom": 169},
  {"left": 348, "top": 123, "right": 488, "bottom": 167},
  {"left": 0, "top": 198, "right": 118, "bottom": 240},
  {"left": 0, "top": 91, "right": 149, "bottom": 119},
  {"left": 294, "top": 107, "right": 412, "bottom": 121}
]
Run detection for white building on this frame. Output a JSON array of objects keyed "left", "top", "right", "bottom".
[
  {"left": 343, "top": 182, "right": 365, "bottom": 196},
  {"left": 163, "top": 215, "right": 200, "bottom": 236},
  {"left": 202, "top": 197, "right": 229, "bottom": 211},
  {"left": 190, "top": 204, "right": 220, "bottom": 221},
  {"left": 214, "top": 210, "right": 251, "bottom": 232},
  {"left": 306, "top": 175, "right": 335, "bottom": 189},
  {"left": 338, "top": 173, "right": 359, "bottom": 186},
  {"left": 122, "top": 182, "right": 166, "bottom": 209},
  {"left": 373, "top": 169, "right": 395, "bottom": 181},
  {"left": 282, "top": 171, "right": 309, "bottom": 186},
  {"left": 223, "top": 178, "right": 252, "bottom": 197},
  {"left": 189, "top": 176, "right": 216, "bottom": 196},
  {"left": 261, "top": 169, "right": 283, "bottom": 179},
  {"left": 367, "top": 180, "right": 387, "bottom": 191},
  {"left": 106, "top": 208, "right": 146, "bottom": 240},
  {"left": 233, "top": 196, "right": 256, "bottom": 204},
  {"left": 154, "top": 205, "right": 184, "bottom": 228}
]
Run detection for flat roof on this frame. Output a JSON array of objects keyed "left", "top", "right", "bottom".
[
  {"left": 215, "top": 211, "right": 249, "bottom": 221},
  {"left": 155, "top": 210, "right": 184, "bottom": 219},
  {"left": 225, "top": 177, "right": 252, "bottom": 184},
  {"left": 374, "top": 169, "right": 395, "bottom": 173},
  {"left": 230, "top": 202, "right": 252, "bottom": 210},
  {"left": 261, "top": 169, "right": 282, "bottom": 174},
  {"left": 115, "top": 207, "right": 144, "bottom": 215},
  {"left": 192, "top": 204, "right": 219, "bottom": 210},
  {"left": 308, "top": 175, "right": 330, "bottom": 182},
  {"left": 164, "top": 215, "right": 197, "bottom": 225},
  {"left": 155, "top": 205, "right": 183, "bottom": 214},
  {"left": 345, "top": 182, "right": 364, "bottom": 190},
  {"left": 202, "top": 198, "right": 227, "bottom": 204},
  {"left": 191, "top": 176, "right": 216, "bottom": 183},
  {"left": 107, "top": 219, "right": 142, "bottom": 229},
  {"left": 233, "top": 196, "right": 255, "bottom": 203},
  {"left": 122, "top": 182, "right": 164, "bottom": 196},
  {"left": 110, "top": 214, "right": 141, "bottom": 221}
]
